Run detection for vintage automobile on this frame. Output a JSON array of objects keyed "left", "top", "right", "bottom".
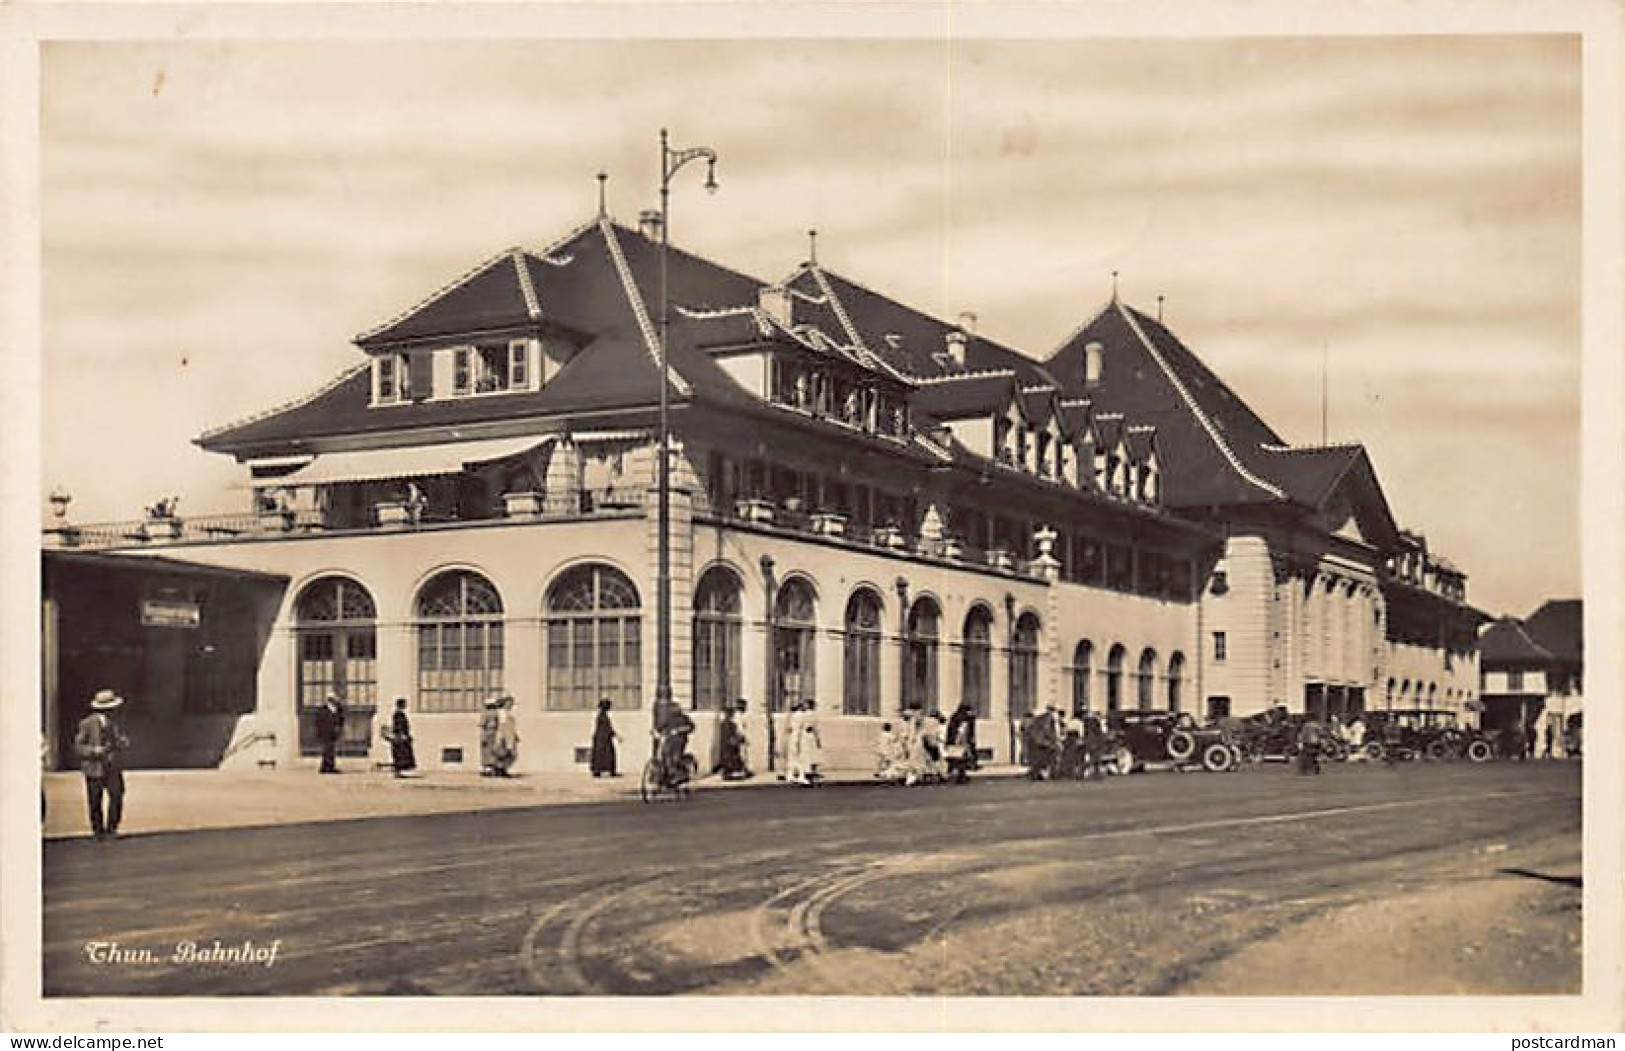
[
  {"left": 1106, "top": 710, "right": 1241, "bottom": 773},
  {"left": 1361, "top": 709, "right": 1492, "bottom": 762},
  {"left": 1226, "top": 709, "right": 1361, "bottom": 764}
]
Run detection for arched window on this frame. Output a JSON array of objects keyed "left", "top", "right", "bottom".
[
  {"left": 773, "top": 578, "right": 817, "bottom": 711},
  {"left": 1167, "top": 651, "right": 1185, "bottom": 712},
  {"left": 294, "top": 577, "right": 378, "bottom": 755},
  {"left": 843, "top": 589, "right": 883, "bottom": 716},
  {"left": 692, "top": 566, "right": 742, "bottom": 712},
  {"left": 1106, "top": 643, "right": 1126, "bottom": 712},
  {"left": 1010, "top": 612, "right": 1042, "bottom": 718},
  {"left": 962, "top": 606, "right": 994, "bottom": 718},
  {"left": 415, "top": 569, "right": 504, "bottom": 713},
  {"left": 1071, "top": 639, "right": 1093, "bottom": 714},
  {"left": 904, "top": 597, "right": 941, "bottom": 712},
  {"left": 1137, "top": 647, "right": 1158, "bottom": 710},
  {"left": 545, "top": 564, "right": 640, "bottom": 711}
]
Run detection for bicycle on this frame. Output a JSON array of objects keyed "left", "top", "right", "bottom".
[{"left": 640, "top": 739, "right": 698, "bottom": 803}]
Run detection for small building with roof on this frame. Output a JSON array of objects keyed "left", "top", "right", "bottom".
[{"left": 1479, "top": 599, "right": 1583, "bottom": 755}]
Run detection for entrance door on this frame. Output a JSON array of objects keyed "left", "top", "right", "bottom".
[{"left": 293, "top": 578, "right": 378, "bottom": 756}]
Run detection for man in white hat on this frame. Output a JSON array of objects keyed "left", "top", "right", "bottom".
[{"left": 74, "top": 689, "right": 131, "bottom": 839}]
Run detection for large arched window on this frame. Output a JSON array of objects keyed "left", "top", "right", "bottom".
[
  {"left": 1137, "top": 648, "right": 1158, "bottom": 710},
  {"left": 545, "top": 563, "right": 641, "bottom": 711},
  {"left": 772, "top": 578, "right": 817, "bottom": 711},
  {"left": 1010, "top": 612, "right": 1042, "bottom": 718},
  {"left": 1167, "top": 652, "right": 1186, "bottom": 712},
  {"left": 295, "top": 576, "right": 378, "bottom": 755},
  {"left": 692, "top": 566, "right": 742, "bottom": 711},
  {"left": 1072, "top": 640, "right": 1093, "bottom": 714},
  {"left": 1105, "top": 643, "right": 1126, "bottom": 712},
  {"left": 962, "top": 605, "right": 994, "bottom": 718},
  {"left": 416, "top": 569, "right": 504, "bottom": 713},
  {"left": 904, "top": 597, "right": 941, "bottom": 712},
  {"left": 843, "top": 589, "right": 883, "bottom": 716}
]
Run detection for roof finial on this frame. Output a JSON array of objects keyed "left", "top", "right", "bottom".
[
  {"left": 1156, "top": 293, "right": 1164, "bottom": 322},
  {"left": 596, "top": 172, "right": 608, "bottom": 218},
  {"left": 807, "top": 228, "right": 818, "bottom": 266},
  {"left": 1111, "top": 270, "right": 1119, "bottom": 302}
]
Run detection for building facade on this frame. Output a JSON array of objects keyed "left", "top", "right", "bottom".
[
  {"left": 1479, "top": 599, "right": 1583, "bottom": 755},
  {"left": 43, "top": 212, "right": 1484, "bottom": 772}
]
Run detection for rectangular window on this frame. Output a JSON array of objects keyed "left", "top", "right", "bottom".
[
  {"left": 377, "top": 356, "right": 396, "bottom": 402},
  {"left": 509, "top": 340, "right": 530, "bottom": 390},
  {"left": 453, "top": 348, "right": 472, "bottom": 396},
  {"left": 1212, "top": 631, "right": 1227, "bottom": 662}
]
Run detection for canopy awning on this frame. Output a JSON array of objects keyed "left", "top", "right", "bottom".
[{"left": 265, "top": 436, "right": 553, "bottom": 488}]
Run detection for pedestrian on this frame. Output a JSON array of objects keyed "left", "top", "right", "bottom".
[
  {"left": 716, "top": 701, "right": 752, "bottom": 780},
  {"left": 784, "top": 700, "right": 806, "bottom": 784},
  {"left": 74, "top": 689, "right": 130, "bottom": 840},
  {"left": 479, "top": 696, "right": 503, "bottom": 776},
  {"left": 919, "top": 708, "right": 946, "bottom": 782},
  {"left": 1297, "top": 715, "right": 1323, "bottom": 775},
  {"left": 875, "top": 721, "right": 902, "bottom": 782},
  {"left": 798, "top": 700, "right": 824, "bottom": 785},
  {"left": 944, "top": 699, "right": 979, "bottom": 784},
  {"left": 653, "top": 696, "right": 695, "bottom": 784},
  {"left": 384, "top": 697, "right": 416, "bottom": 777},
  {"left": 1524, "top": 723, "right": 1537, "bottom": 763},
  {"left": 1024, "top": 707, "right": 1059, "bottom": 780},
  {"left": 1058, "top": 718, "right": 1085, "bottom": 779},
  {"left": 314, "top": 693, "right": 345, "bottom": 774},
  {"left": 591, "top": 698, "right": 619, "bottom": 777},
  {"left": 896, "top": 709, "right": 924, "bottom": 786},
  {"left": 1082, "top": 712, "right": 1110, "bottom": 780},
  {"left": 1346, "top": 714, "right": 1368, "bottom": 757},
  {"left": 1543, "top": 721, "right": 1555, "bottom": 760},
  {"left": 491, "top": 695, "right": 520, "bottom": 777}
]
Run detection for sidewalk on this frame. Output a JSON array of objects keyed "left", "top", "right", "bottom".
[{"left": 41, "top": 763, "right": 1025, "bottom": 841}]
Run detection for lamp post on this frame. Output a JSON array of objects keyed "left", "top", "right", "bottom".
[{"left": 655, "top": 129, "right": 718, "bottom": 714}]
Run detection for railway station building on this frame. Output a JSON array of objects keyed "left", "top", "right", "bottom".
[{"left": 42, "top": 212, "right": 1485, "bottom": 772}]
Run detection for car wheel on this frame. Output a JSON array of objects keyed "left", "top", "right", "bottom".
[
  {"left": 1166, "top": 729, "right": 1197, "bottom": 762},
  {"left": 1201, "top": 742, "right": 1234, "bottom": 773},
  {"left": 1114, "top": 747, "right": 1136, "bottom": 775},
  {"left": 1363, "top": 741, "right": 1384, "bottom": 762},
  {"left": 1466, "top": 739, "right": 1493, "bottom": 763},
  {"left": 1425, "top": 739, "right": 1449, "bottom": 761}
]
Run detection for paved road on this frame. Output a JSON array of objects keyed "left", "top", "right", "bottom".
[{"left": 42, "top": 761, "right": 1580, "bottom": 996}]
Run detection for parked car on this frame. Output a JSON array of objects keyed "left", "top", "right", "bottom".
[
  {"left": 1106, "top": 710, "right": 1240, "bottom": 773},
  {"left": 1361, "top": 709, "right": 1490, "bottom": 761}
]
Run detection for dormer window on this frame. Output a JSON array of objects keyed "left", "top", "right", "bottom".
[
  {"left": 373, "top": 353, "right": 411, "bottom": 405},
  {"left": 447, "top": 339, "right": 539, "bottom": 398}
]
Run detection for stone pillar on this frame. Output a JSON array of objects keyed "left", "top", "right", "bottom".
[
  {"left": 1033, "top": 526, "right": 1062, "bottom": 712},
  {"left": 644, "top": 439, "right": 697, "bottom": 711}
]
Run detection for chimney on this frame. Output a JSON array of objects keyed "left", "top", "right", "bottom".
[
  {"left": 638, "top": 209, "right": 664, "bottom": 240},
  {"left": 945, "top": 328, "right": 968, "bottom": 368},
  {"left": 757, "top": 285, "right": 792, "bottom": 327},
  {"left": 957, "top": 311, "right": 978, "bottom": 335}
]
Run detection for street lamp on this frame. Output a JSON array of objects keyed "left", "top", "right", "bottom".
[{"left": 655, "top": 129, "right": 719, "bottom": 714}]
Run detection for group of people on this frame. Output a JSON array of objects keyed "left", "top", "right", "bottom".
[
  {"left": 875, "top": 699, "right": 979, "bottom": 785},
  {"left": 1019, "top": 705, "right": 1114, "bottom": 781}
]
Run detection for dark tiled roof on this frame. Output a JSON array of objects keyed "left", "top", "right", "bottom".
[
  {"left": 1479, "top": 617, "right": 1556, "bottom": 665},
  {"left": 1524, "top": 599, "right": 1582, "bottom": 664},
  {"left": 1056, "top": 398, "right": 1092, "bottom": 440},
  {"left": 910, "top": 371, "right": 1018, "bottom": 421},
  {"left": 1094, "top": 413, "right": 1124, "bottom": 449},
  {"left": 1124, "top": 427, "right": 1157, "bottom": 462},
  {"left": 1018, "top": 385, "right": 1058, "bottom": 424},
  {"left": 786, "top": 265, "right": 1057, "bottom": 388}
]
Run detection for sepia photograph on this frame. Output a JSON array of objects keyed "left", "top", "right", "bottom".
[{"left": 4, "top": 0, "right": 1622, "bottom": 1034}]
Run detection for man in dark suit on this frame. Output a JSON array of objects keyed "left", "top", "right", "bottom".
[
  {"left": 315, "top": 694, "right": 345, "bottom": 774},
  {"left": 74, "top": 689, "right": 131, "bottom": 840}
]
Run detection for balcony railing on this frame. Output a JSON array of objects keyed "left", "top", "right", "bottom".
[{"left": 41, "top": 487, "right": 648, "bottom": 552}]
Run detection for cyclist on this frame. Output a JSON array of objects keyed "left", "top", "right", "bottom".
[{"left": 652, "top": 698, "right": 695, "bottom": 787}]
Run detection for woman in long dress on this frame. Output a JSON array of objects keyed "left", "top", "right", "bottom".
[
  {"left": 785, "top": 701, "right": 807, "bottom": 784},
  {"left": 387, "top": 697, "right": 416, "bottom": 777},
  {"left": 799, "top": 700, "right": 823, "bottom": 784},
  {"left": 590, "top": 698, "right": 618, "bottom": 777},
  {"left": 479, "top": 697, "right": 502, "bottom": 776},
  {"left": 493, "top": 695, "right": 520, "bottom": 777}
]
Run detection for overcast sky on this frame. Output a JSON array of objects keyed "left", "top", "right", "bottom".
[{"left": 40, "top": 35, "right": 1579, "bottom": 616}]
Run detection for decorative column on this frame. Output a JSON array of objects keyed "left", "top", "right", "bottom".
[
  {"left": 1033, "top": 526, "right": 1063, "bottom": 711},
  {"left": 894, "top": 576, "right": 910, "bottom": 712}
]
